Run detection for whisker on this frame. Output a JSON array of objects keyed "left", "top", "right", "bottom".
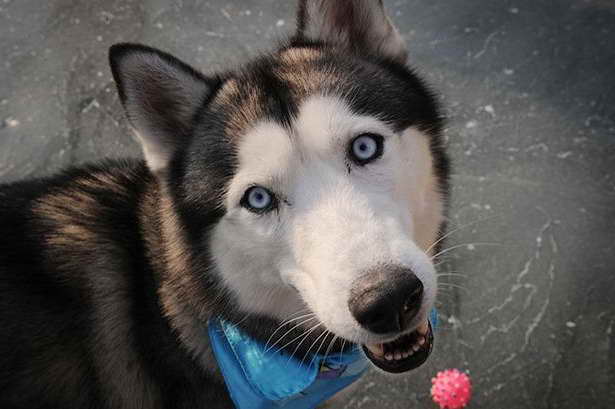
[
  {"left": 436, "top": 272, "right": 468, "bottom": 278},
  {"left": 310, "top": 332, "right": 335, "bottom": 368},
  {"left": 438, "top": 283, "right": 470, "bottom": 293},
  {"left": 301, "top": 330, "right": 330, "bottom": 368},
  {"left": 338, "top": 338, "right": 347, "bottom": 361},
  {"left": 273, "top": 308, "right": 313, "bottom": 325},
  {"left": 275, "top": 321, "right": 323, "bottom": 358},
  {"left": 426, "top": 214, "right": 501, "bottom": 255},
  {"left": 286, "top": 321, "right": 327, "bottom": 364},
  {"left": 435, "top": 287, "right": 454, "bottom": 293},
  {"left": 263, "top": 312, "right": 315, "bottom": 350},
  {"left": 431, "top": 242, "right": 506, "bottom": 260},
  {"left": 279, "top": 309, "right": 312, "bottom": 324},
  {"left": 225, "top": 315, "right": 250, "bottom": 328},
  {"left": 321, "top": 334, "right": 338, "bottom": 365},
  {"left": 264, "top": 316, "right": 318, "bottom": 353},
  {"left": 280, "top": 308, "right": 311, "bottom": 319}
]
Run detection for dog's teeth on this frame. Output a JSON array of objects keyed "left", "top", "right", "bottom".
[
  {"left": 366, "top": 343, "right": 384, "bottom": 357},
  {"left": 369, "top": 329, "right": 428, "bottom": 362},
  {"left": 417, "top": 320, "right": 429, "bottom": 335}
]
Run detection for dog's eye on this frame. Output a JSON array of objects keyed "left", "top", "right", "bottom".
[
  {"left": 349, "top": 133, "right": 384, "bottom": 165},
  {"left": 241, "top": 186, "right": 277, "bottom": 213}
]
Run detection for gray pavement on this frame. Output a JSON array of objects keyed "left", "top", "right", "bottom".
[{"left": 1, "top": 0, "right": 614, "bottom": 408}]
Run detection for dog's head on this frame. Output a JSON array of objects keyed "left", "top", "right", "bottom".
[{"left": 110, "top": 0, "right": 448, "bottom": 373}]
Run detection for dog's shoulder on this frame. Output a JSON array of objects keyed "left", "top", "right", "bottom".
[
  {"left": 0, "top": 160, "right": 162, "bottom": 406},
  {"left": 0, "top": 159, "right": 152, "bottom": 279}
]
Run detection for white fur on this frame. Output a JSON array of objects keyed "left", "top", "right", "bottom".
[{"left": 210, "top": 96, "right": 443, "bottom": 345}]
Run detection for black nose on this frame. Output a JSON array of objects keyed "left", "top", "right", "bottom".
[{"left": 348, "top": 267, "right": 423, "bottom": 334}]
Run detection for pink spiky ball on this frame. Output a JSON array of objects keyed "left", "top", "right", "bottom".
[{"left": 431, "top": 369, "right": 472, "bottom": 409}]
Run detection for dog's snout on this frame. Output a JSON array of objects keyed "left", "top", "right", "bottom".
[{"left": 348, "top": 267, "right": 423, "bottom": 334}]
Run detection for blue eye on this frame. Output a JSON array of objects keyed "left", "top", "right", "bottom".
[
  {"left": 350, "top": 133, "right": 384, "bottom": 165},
  {"left": 241, "top": 186, "right": 277, "bottom": 213}
]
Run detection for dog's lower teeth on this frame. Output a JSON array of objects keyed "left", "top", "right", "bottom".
[{"left": 366, "top": 322, "right": 431, "bottom": 364}]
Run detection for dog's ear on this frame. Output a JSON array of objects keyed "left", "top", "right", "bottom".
[
  {"left": 109, "top": 43, "right": 213, "bottom": 172},
  {"left": 296, "top": 0, "right": 407, "bottom": 62}
]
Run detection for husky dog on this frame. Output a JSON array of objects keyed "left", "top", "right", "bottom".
[{"left": 0, "top": 0, "right": 449, "bottom": 408}]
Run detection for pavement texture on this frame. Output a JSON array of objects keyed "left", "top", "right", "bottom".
[{"left": 1, "top": 0, "right": 614, "bottom": 408}]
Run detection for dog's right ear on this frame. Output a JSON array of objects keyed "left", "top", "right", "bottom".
[
  {"left": 296, "top": 0, "right": 407, "bottom": 62},
  {"left": 109, "top": 43, "right": 213, "bottom": 173}
]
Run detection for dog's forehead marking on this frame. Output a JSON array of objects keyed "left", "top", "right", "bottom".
[
  {"left": 227, "top": 121, "right": 294, "bottom": 205},
  {"left": 294, "top": 95, "right": 394, "bottom": 153},
  {"left": 294, "top": 96, "right": 352, "bottom": 151},
  {"left": 237, "top": 122, "right": 293, "bottom": 173},
  {"left": 228, "top": 95, "right": 395, "bottom": 206},
  {"left": 210, "top": 51, "right": 370, "bottom": 146}
]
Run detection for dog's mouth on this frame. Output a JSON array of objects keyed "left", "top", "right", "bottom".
[{"left": 362, "top": 319, "right": 433, "bottom": 373}]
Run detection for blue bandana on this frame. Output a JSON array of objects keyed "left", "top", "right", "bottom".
[{"left": 209, "top": 309, "right": 438, "bottom": 409}]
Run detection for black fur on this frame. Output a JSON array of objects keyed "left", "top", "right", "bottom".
[{"left": 0, "top": 162, "right": 234, "bottom": 408}]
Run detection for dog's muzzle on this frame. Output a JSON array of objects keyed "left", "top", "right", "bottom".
[{"left": 349, "top": 266, "right": 435, "bottom": 373}]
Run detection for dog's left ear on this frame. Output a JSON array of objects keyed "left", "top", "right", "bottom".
[
  {"left": 296, "top": 0, "right": 407, "bottom": 63},
  {"left": 109, "top": 43, "right": 214, "bottom": 172}
]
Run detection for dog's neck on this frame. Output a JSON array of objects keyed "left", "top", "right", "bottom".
[{"left": 139, "top": 176, "right": 223, "bottom": 378}]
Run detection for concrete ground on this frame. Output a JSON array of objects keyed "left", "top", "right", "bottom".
[{"left": 1, "top": 0, "right": 614, "bottom": 408}]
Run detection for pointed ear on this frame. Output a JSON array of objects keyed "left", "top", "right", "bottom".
[
  {"left": 296, "top": 0, "right": 408, "bottom": 63},
  {"left": 109, "top": 43, "right": 213, "bottom": 172}
]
